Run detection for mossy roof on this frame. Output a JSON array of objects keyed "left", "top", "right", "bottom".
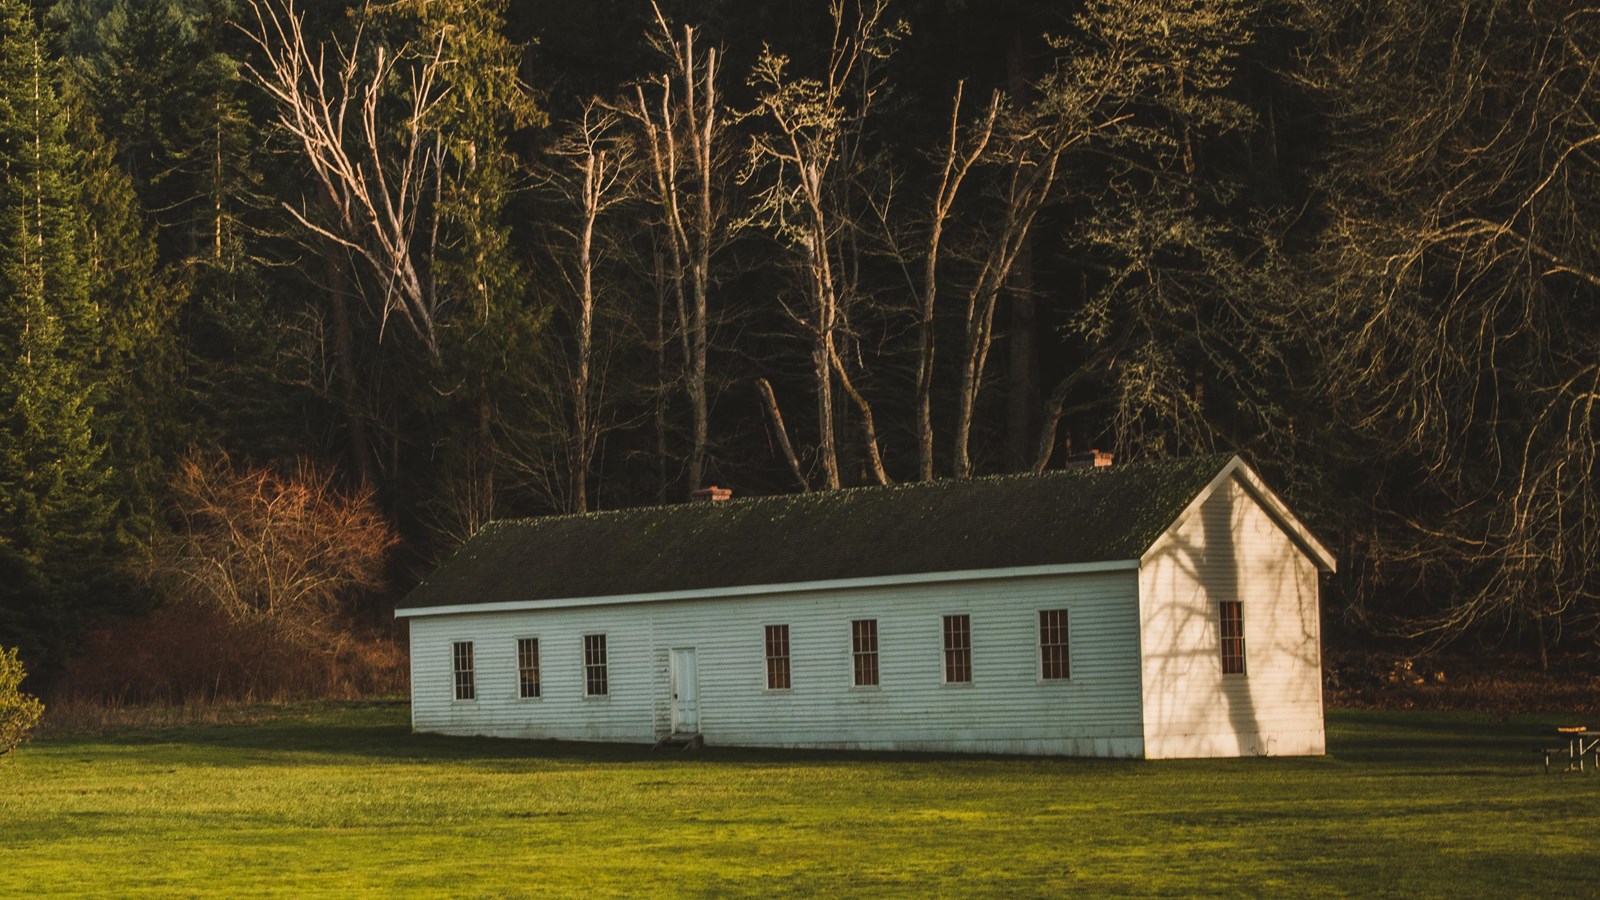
[{"left": 398, "top": 454, "right": 1237, "bottom": 611}]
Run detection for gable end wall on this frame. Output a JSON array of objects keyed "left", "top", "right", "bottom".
[{"left": 1138, "top": 475, "right": 1326, "bottom": 758}]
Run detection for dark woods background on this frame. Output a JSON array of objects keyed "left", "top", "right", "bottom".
[{"left": 1, "top": 0, "right": 1596, "bottom": 697}]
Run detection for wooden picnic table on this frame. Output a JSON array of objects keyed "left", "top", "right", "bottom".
[{"left": 1546, "top": 727, "right": 1600, "bottom": 773}]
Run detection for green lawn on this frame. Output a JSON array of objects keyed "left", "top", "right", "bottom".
[{"left": 2, "top": 705, "right": 1595, "bottom": 897}]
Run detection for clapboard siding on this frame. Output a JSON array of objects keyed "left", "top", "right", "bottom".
[
  {"left": 409, "top": 570, "right": 1145, "bottom": 756},
  {"left": 1138, "top": 474, "right": 1325, "bottom": 758}
]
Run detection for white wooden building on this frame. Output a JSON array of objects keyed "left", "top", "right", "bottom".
[{"left": 396, "top": 454, "right": 1335, "bottom": 758}]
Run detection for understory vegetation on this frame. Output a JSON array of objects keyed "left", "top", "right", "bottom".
[
  {"left": 2, "top": 0, "right": 1598, "bottom": 699},
  {"left": 3, "top": 704, "right": 1597, "bottom": 895}
]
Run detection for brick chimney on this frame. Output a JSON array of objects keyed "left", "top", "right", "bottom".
[
  {"left": 1064, "top": 449, "right": 1114, "bottom": 468},
  {"left": 689, "top": 485, "right": 733, "bottom": 502}
]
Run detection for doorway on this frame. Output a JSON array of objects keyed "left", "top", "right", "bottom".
[{"left": 670, "top": 647, "right": 699, "bottom": 734}]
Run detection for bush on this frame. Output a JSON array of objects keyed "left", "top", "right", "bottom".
[
  {"left": 51, "top": 451, "right": 406, "bottom": 706},
  {"left": 56, "top": 605, "right": 406, "bottom": 705},
  {"left": 153, "top": 451, "right": 396, "bottom": 640},
  {"left": 1, "top": 646, "right": 45, "bottom": 756}
]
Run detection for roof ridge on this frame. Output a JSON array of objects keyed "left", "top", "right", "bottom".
[{"left": 484, "top": 452, "right": 1240, "bottom": 529}]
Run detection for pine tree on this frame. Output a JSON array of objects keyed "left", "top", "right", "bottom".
[
  {"left": 71, "top": 86, "right": 183, "bottom": 548},
  {"left": 0, "top": 0, "right": 119, "bottom": 672},
  {"left": 49, "top": 0, "right": 280, "bottom": 468},
  {"left": 48, "top": 0, "right": 256, "bottom": 264}
]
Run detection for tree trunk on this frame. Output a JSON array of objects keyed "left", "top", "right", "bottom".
[
  {"left": 654, "top": 244, "right": 671, "bottom": 504},
  {"left": 1535, "top": 614, "right": 1550, "bottom": 673},
  {"left": 814, "top": 336, "right": 840, "bottom": 490},
  {"left": 809, "top": 234, "right": 841, "bottom": 490},
  {"left": 831, "top": 346, "right": 891, "bottom": 486},
  {"left": 757, "top": 377, "right": 808, "bottom": 492},
  {"left": 325, "top": 253, "right": 371, "bottom": 489}
]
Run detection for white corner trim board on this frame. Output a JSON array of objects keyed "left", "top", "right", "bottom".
[{"left": 395, "top": 558, "right": 1142, "bottom": 619}]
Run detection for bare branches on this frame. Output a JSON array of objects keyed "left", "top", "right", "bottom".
[
  {"left": 909, "top": 84, "right": 999, "bottom": 481},
  {"left": 151, "top": 451, "right": 397, "bottom": 647},
  {"left": 1290, "top": 0, "right": 1600, "bottom": 641},
  {"left": 741, "top": 0, "right": 906, "bottom": 488},
  {"left": 548, "top": 102, "right": 639, "bottom": 512},
  {"left": 626, "top": 4, "right": 733, "bottom": 491},
  {"left": 240, "top": 0, "right": 447, "bottom": 356}
]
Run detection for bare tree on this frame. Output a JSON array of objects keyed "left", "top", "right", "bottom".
[
  {"left": 548, "top": 104, "right": 637, "bottom": 513},
  {"left": 1288, "top": 0, "right": 1600, "bottom": 650},
  {"left": 742, "top": 0, "right": 906, "bottom": 489},
  {"left": 241, "top": 0, "right": 448, "bottom": 357},
  {"left": 948, "top": 90, "right": 1130, "bottom": 478},
  {"left": 949, "top": 118, "right": 1061, "bottom": 478},
  {"left": 869, "top": 84, "right": 1001, "bottom": 482},
  {"left": 627, "top": 4, "right": 735, "bottom": 492},
  {"left": 151, "top": 451, "right": 396, "bottom": 647}
]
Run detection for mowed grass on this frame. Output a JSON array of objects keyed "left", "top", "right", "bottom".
[{"left": 2, "top": 705, "right": 1596, "bottom": 897}]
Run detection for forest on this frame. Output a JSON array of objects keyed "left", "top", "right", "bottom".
[{"left": 0, "top": 0, "right": 1596, "bottom": 697}]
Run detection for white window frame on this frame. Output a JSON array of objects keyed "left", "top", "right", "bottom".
[
  {"left": 763, "top": 624, "right": 792, "bottom": 692},
  {"left": 451, "top": 640, "right": 476, "bottom": 702},
  {"left": 515, "top": 636, "right": 542, "bottom": 700},
  {"left": 941, "top": 613, "right": 973, "bottom": 686},
  {"left": 1037, "top": 608, "right": 1071, "bottom": 682},
  {"left": 582, "top": 633, "right": 609, "bottom": 698}
]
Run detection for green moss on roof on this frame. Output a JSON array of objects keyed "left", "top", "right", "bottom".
[{"left": 399, "top": 454, "right": 1237, "bottom": 610}]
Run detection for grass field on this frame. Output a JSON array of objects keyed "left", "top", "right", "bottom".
[{"left": 2, "top": 704, "right": 1596, "bottom": 897}]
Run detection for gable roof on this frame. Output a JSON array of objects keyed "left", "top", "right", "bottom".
[
  {"left": 1154, "top": 456, "right": 1338, "bottom": 574},
  {"left": 397, "top": 454, "right": 1307, "bottom": 615}
]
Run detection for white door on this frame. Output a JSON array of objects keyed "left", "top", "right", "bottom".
[{"left": 670, "top": 648, "right": 699, "bottom": 734}]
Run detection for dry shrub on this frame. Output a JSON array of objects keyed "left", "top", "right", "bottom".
[
  {"left": 56, "top": 604, "right": 406, "bottom": 706},
  {"left": 54, "top": 451, "right": 406, "bottom": 707},
  {"left": 1325, "top": 649, "right": 1600, "bottom": 716},
  {"left": 40, "top": 696, "right": 280, "bottom": 738},
  {"left": 156, "top": 451, "right": 397, "bottom": 642}
]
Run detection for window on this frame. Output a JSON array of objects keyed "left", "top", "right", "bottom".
[
  {"left": 942, "top": 615, "right": 972, "bottom": 684},
  {"left": 583, "top": 634, "right": 609, "bottom": 696},
  {"left": 517, "top": 638, "right": 541, "bottom": 699},
  {"left": 452, "top": 641, "right": 476, "bottom": 701},
  {"left": 1220, "top": 601, "right": 1246, "bottom": 675},
  {"left": 765, "top": 625, "right": 791, "bottom": 690},
  {"left": 1039, "top": 610, "right": 1070, "bottom": 680},
  {"left": 851, "top": 619, "right": 879, "bottom": 687}
]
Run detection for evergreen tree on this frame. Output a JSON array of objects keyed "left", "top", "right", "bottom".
[
  {"left": 71, "top": 85, "right": 183, "bottom": 547},
  {"left": 407, "top": 0, "right": 545, "bottom": 540},
  {"left": 0, "top": 0, "right": 119, "bottom": 671},
  {"left": 48, "top": 0, "right": 256, "bottom": 264}
]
